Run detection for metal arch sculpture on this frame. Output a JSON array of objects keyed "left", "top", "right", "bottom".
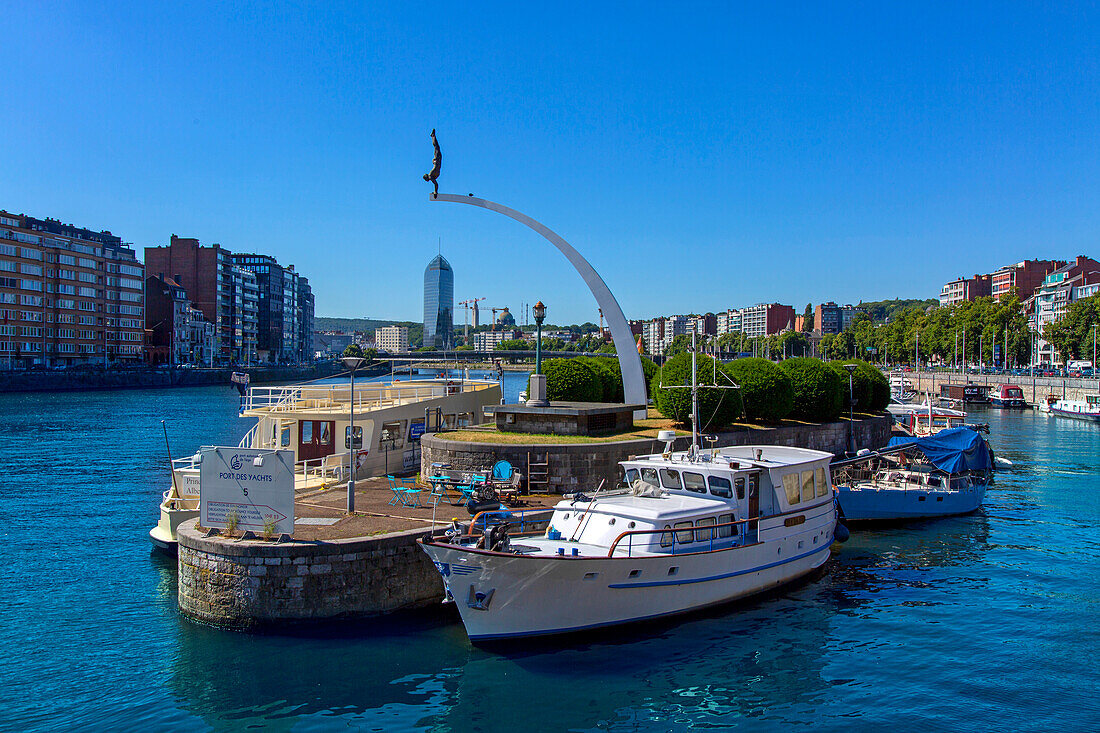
[{"left": 430, "top": 193, "right": 647, "bottom": 418}]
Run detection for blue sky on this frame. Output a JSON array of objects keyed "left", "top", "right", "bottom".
[{"left": 2, "top": 2, "right": 1098, "bottom": 325}]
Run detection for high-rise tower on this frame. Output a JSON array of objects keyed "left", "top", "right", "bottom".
[{"left": 423, "top": 254, "right": 453, "bottom": 349}]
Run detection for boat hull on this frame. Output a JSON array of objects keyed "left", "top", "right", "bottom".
[
  {"left": 148, "top": 506, "right": 199, "bottom": 555},
  {"left": 1049, "top": 407, "right": 1100, "bottom": 422},
  {"left": 989, "top": 397, "right": 1027, "bottom": 409},
  {"left": 420, "top": 504, "right": 836, "bottom": 641},
  {"left": 837, "top": 482, "right": 986, "bottom": 521}
]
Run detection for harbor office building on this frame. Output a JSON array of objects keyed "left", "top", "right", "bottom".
[{"left": 0, "top": 210, "right": 145, "bottom": 368}]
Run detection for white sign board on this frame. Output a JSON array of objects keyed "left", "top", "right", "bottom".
[
  {"left": 199, "top": 446, "right": 295, "bottom": 535},
  {"left": 174, "top": 468, "right": 200, "bottom": 499}
]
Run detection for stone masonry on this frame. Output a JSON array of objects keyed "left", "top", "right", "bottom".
[{"left": 177, "top": 520, "right": 445, "bottom": 629}]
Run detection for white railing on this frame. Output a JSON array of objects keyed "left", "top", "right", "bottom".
[{"left": 239, "top": 380, "right": 494, "bottom": 414}]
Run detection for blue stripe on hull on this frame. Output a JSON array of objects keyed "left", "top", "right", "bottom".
[{"left": 468, "top": 544, "right": 832, "bottom": 641}]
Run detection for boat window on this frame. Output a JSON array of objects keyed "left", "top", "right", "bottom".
[
  {"left": 660, "top": 469, "right": 682, "bottom": 490},
  {"left": 734, "top": 477, "right": 745, "bottom": 500},
  {"left": 683, "top": 472, "right": 707, "bottom": 493},
  {"left": 718, "top": 513, "right": 734, "bottom": 538},
  {"left": 642, "top": 468, "right": 659, "bottom": 485},
  {"left": 660, "top": 524, "right": 673, "bottom": 547},
  {"left": 345, "top": 426, "right": 362, "bottom": 449},
  {"left": 620, "top": 467, "right": 639, "bottom": 489},
  {"left": 708, "top": 475, "right": 732, "bottom": 498},
  {"left": 442, "top": 414, "right": 456, "bottom": 430},
  {"left": 280, "top": 426, "right": 291, "bottom": 448},
  {"left": 301, "top": 421, "right": 313, "bottom": 443},
  {"left": 783, "top": 473, "right": 800, "bottom": 505},
  {"left": 319, "top": 422, "right": 332, "bottom": 445},
  {"left": 695, "top": 517, "right": 717, "bottom": 542},
  {"left": 815, "top": 466, "right": 828, "bottom": 497},
  {"left": 674, "top": 521, "right": 694, "bottom": 545},
  {"left": 380, "top": 421, "right": 404, "bottom": 447},
  {"left": 801, "top": 470, "right": 815, "bottom": 503},
  {"left": 927, "top": 475, "right": 942, "bottom": 488},
  {"left": 748, "top": 474, "right": 758, "bottom": 499}
]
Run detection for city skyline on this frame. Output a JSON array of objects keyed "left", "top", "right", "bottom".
[{"left": 3, "top": 4, "right": 1100, "bottom": 324}]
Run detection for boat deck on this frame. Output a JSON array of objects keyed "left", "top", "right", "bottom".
[{"left": 283, "top": 476, "right": 559, "bottom": 541}]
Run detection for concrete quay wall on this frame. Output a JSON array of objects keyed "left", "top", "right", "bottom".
[
  {"left": 906, "top": 371, "right": 1100, "bottom": 405},
  {"left": 176, "top": 521, "right": 443, "bottom": 629},
  {"left": 421, "top": 414, "right": 892, "bottom": 495}
]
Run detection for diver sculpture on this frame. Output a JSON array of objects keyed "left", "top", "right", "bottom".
[{"left": 423, "top": 128, "right": 442, "bottom": 196}]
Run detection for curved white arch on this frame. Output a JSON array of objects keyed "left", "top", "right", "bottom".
[{"left": 431, "top": 193, "right": 646, "bottom": 418}]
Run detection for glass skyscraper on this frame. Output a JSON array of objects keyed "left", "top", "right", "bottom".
[{"left": 423, "top": 254, "right": 454, "bottom": 349}]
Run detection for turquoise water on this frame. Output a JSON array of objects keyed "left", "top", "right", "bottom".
[{"left": 2, "top": 385, "right": 1098, "bottom": 731}]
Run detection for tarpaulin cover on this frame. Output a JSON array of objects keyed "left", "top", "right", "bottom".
[{"left": 886, "top": 427, "right": 992, "bottom": 474}]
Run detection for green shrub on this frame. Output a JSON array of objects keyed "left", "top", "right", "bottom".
[
  {"left": 639, "top": 355, "right": 659, "bottom": 397},
  {"left": 651, "top": 353, "right": 743, "bottom": 428},
  {"left": 580, "top": 357, "right": 624, "bottom": 402},
  {"left": 828, "top": 360, "right": 889, "bottom": 412},
  {"left": 722, "top": 358, "right": 794, "bottom": 423},
  {"left": 540, "top": 358, "right": 602, "bottom": 402},
  {"left": 777, "top": 358, "right": 843, "bottom": 422}
]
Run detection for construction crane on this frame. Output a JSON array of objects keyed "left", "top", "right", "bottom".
[{"left": 458, "top": 297, "right": 486, "bottom": 343}]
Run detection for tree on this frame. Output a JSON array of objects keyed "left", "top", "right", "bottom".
[
  {"left": 540, "top": 358, "right": 603, "bottom": 402},
  {"left": 651, "top": 353, "right": 742, "bottom": 428},
  {"left": 722, "top": 358, "right": 794, "bottom": 423},
  {"left": 497, "top": 339, "right": 529, "bottom": 350},
  {"left": 778, "top": 357, "right": 844, "bottom": 422},
  {"left": 1043, "top": 293, "right": 1100, "bottom": 363},
  {"left": 665, "top": 334, "right": 693, "bottom": 358},
  {"left": 342, "top": 343, "right": 364, "bottom": 359},
  {"left": 802, "top": 303, "right": 814, "bottom": 331}
]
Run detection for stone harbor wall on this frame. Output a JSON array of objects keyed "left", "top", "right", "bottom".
[
  {"left": 422, "top": 414, "right": 892, "bottom": 495},
  {"left": 176, "top": 521, "right": 444, "bottom": 629}
]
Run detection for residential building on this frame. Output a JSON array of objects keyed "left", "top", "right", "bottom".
[
  {"left": 0, "top": 209, "right": 145, "bottom": 367},
  {"left": 473, "top": 328, "right": 522, "bottom": 351},
  {"left": 145, "top": 236, "right": 257, "bottom": 365},
  {"left": 1032, "top": 256, "right": 1100, "bottom": 364},
  {"left": 297, "top": 276, "right": 314, "bottom": 362},
  {"left": 939, "top": 274, "right": 991, "bottom": 306},
  {"left": 662, "top": 315, "right": 690, "bottom": 353},
  {"left": 145, "top": 275, "right": 191, "bottom": 365},
  {"left": 232, "top": 254, "right": 308, "bottom": 364},
  {"left": 814, "top": 302, "right": 863, "bottom": 335},
  {"left": 187, "top": 306, "right": 216, "bottom": 367},
  {"left": 991, "top": 259, "right": 1064, "bottom": 301},
  {"left": 375, "top": 325, "right": 409, "bottom": 353},
  {"left": 423, "top": 254, "right": 454, "bottom": 349},
  {"left": 643, "top": 318, "right": 664, "bottom": 355},
  {"left": 740, "top": 303, "right": 795, "bottom": 337},
  {"left": 716, "top": 308, "right": 742, "bottom": 335},
  {"left": 314, "top": 331, "right": 354, "bottom": 357}
]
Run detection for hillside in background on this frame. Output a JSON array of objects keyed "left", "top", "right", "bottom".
[
  {"left": 858, "top": 298, "right": 938, "bottom": 322},
  {"left": 315, "top": 317, "right": 417, "bottom": 332}
]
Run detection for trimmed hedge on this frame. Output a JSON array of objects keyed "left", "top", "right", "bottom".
[
  {"left": 722, "top": 358, "right": 794, "bottom": 423},
  {"left": 639, "top": 355, "right": 659, "bottom": 397},
  {"left": 651, "top": 353, "right": 743, "bottom": 428},
  {"left": 777, "top": 357, "right": 844, "bottom": 422},
  {"left": 828, "top": 360, "right": 889, "bottom": 413},
  {"left": 581, "top": 356, "right": 624, "bottom": 402},
  {"left": 540, "top": 358, "right": 602, "bottom": 402}
]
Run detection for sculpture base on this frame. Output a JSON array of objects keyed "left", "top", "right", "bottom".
[
  {"left": 527, "top": 374, "right": 549, "bottom": 407},
  {"left": 488, "top": 402, "right": 644, "bottom": 436}
]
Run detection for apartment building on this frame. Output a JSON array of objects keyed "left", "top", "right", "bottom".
[
  {"left": 0, "top": 210, "right": 145, "bottom": 367},
  {"left": 814, "top": 302, "right": 863, "bottom": 335},
  {"left": 991, "top": 259, "right": 1064, "bottom": 302},
  {"left": 473, "top": 328, "right": 523, "bottom": 351},
  {"left": 940, "top": 273, "right": 992, "bottom": 306},
  {"left": 740, "top": 303, "right": 795, "bottom": 337},
  {"left": 1031, "top": 256, "right": 1100, "bottom": 364},
  {"left": 375, "top": 325, "right": 410, "bottom": 353}
]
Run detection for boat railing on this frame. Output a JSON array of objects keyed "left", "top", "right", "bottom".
[
  {"left": 240, "top": 381, "right": 485, "bottom": 414},
  {"left": 607, "top": 517, "right": 755, "bottom": 558},
  {"left": 238, "top": 422, "right": 259, "bottom": 449},
  {"left": 466, "top": 508, "right": 549, "bottom": 537}
]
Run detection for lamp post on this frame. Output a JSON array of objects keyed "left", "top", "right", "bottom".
[
  {"left": 844, "top": 363, "right": 858, "bottom": 454},
  {"left": 341, "top": 355, "right": 368, "bottom": 512},
  {"left": 1093, "top": 323, "right": 1098, "bottom": 387},
  {"left": 528, "top": 301, "right": 549, "bottom": 406}
]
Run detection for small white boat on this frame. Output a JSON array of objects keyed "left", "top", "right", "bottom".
[
  {"left": 887, "top": 398, "right": 968, "bottom": 437},
  {"left": 1041, "top": 394, "right": 1100, "bottom": 422},
  {"left": 833, "top": 427, "right": 992, "bottom": 522},
  {"left": 419, "top": 334, "right": 846, "bottom": 641}
]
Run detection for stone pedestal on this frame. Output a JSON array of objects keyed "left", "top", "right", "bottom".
[{"left": 527, "top": 373, "right": 549, "bottom": 406}]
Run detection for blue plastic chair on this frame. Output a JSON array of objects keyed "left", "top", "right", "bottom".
[
  {"left": 386, "top": 475, "right": 404, "bottom": 506},
  {"left": 491, "top": 460, "right": 513, "bottom": 482},
  {"left": 400, "top": 477, "right": 422, "bottom": 507}
]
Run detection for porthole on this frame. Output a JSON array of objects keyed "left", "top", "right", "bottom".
[
  {"left": 628, "top": 521, "right": 636, "bottom": 528},
  {"left": 583, "top": 572, "right": 598, "bottom": 580},
  {"left": 609, "top": 518, "right": 616, "bottom": 525},
  {"left": 629, "top": 569, "right": 641, "bottom": 578},
  {"left": 667, "top": 566, "right": 679, "bottom": 576}
]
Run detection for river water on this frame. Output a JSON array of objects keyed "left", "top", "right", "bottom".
[{"left": 2, "top": 378, "right": 1098, "bottom": 732}]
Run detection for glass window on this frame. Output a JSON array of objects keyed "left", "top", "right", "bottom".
[
  {"left": 345, "top": 425, "right": 362, "bottom": 449},
  {"left": 660, "top": 469, "right": 682, "bottom": 489},
  {"left": 301, "top": 421, "right": 313, "bottom": 443},
  {"left": 380, "top": 421, "right": 404, "bottom": 446},
  {"left": 660, "top": 524, "right": 673, "bottom": 547},
  {"left": 319, "top": 422, "right": 331, "bottom": 445},
  {"left": 674, "top": 521, "right": 694, "bottom": 545},
  {"left": 734, "top": 477, "right": 745, "bottom": 500},
  {"left": 280, "top": 427, "right": 291, "bottom": 448},
  {"left": 695, "top": 517, "right": 717, "bottom": 542},
  {"left": 683, "top": 472, "right": 707, "bottom": 493},
  {"left": 708, "top": 475, "right": 732, "bottom": 498},
  {"left": 621, "top": 467, "right": 639, "bottom": 488},
  {"left": 783, "top": 473, "right": 800, "bottom": 505},
  {"left": 815, "top": 466, "right": 828, "bottom": 497},
  {"left": 801, "top": 470, "right": 815, "bottom": 503},
  {"left": 718, "top": 513, "right": 734, "bottom": 538},
  {"left": 748, "top": 474, "right": 758, "bottom": 499},
  {"left": 642, "top": 468, "right": 659, "bottom": 485}
]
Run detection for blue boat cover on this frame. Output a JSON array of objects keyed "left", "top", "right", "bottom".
[{"left": 886, "top": 427, "right": 992, "bottom": 473}]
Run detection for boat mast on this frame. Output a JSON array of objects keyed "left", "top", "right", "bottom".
[{"left": 691, "top": 323, "right": 699, "bottom": 458}]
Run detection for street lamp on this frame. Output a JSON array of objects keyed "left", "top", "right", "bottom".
[
  {"left": 528, "top": 301, "right": 549, "bottom": 407},
  {"left": 844, "top": 363, "right": 858, "bottom": 454},
  {"left": 341, "top": 355, "right": 368, "bottom": 512}
]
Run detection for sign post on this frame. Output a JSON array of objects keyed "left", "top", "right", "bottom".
[{"left": 199, "top": 446, "right": 295, "bottom": 535}]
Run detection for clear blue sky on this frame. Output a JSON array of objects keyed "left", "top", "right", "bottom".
[{"left": 2, "top": 2, "right": 1098, "bottom": 325}]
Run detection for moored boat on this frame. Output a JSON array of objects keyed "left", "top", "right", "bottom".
[
  {"left": 832, "top": 427, "right": 992, "bottom": 522},
  {"left": 1042, "top": 394, "right": 1100, "bottom": 422},
  {"left": 989, "top": 384, "right": 1027, "bottom": 409},
  {"left": 150, "top": 375, "right": 502, "bottom": 553}
]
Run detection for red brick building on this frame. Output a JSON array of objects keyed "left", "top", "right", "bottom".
[{"left": 991, "top": 259, "right": 1065, "bottom": 301}]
